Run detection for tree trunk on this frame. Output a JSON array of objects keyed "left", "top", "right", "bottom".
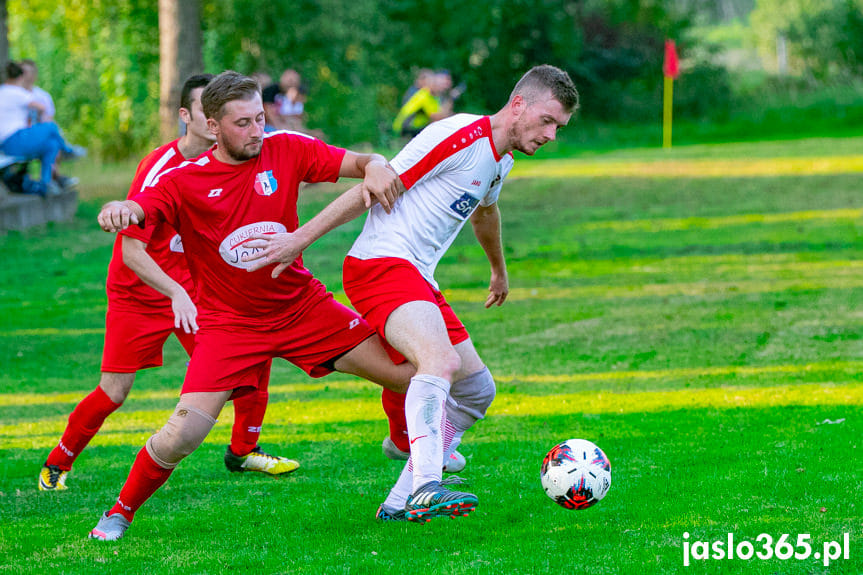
[
  {"left": 159, "top": 0, "right": 203, "bottom": 143},
  {"left": 0, "top": 0, "right": 9, "bottom": 76}
]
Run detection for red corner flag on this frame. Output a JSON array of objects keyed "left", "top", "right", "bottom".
[{"left": 663, "top": 40, "right": 680, "bottom": 79}]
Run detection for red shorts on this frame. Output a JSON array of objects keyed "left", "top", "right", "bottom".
[
  {"left": 342, "top": 256, "right": 469, "bottom": 364},
  {"left": 101, "top": 304, "right": 196, "bottom": 372},
  {"left": 181, "top": 287, "right": 375, "bottom": 399}
]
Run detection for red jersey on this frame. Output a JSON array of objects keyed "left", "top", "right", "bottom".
[
  {"left": 131, "top": 131, "right": 346, "bottom": 324},
  {"left": 105, "top": 140, "right": 195, "bottom": 310}
]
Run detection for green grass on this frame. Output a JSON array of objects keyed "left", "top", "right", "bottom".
[{"left": 1, "top": 138, "right": 862, "bottom": 573}]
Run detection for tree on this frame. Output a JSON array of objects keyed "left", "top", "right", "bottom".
[
  {"left": 751, "top": 0, "right": 863, "bottom": 80},
  {"left": 159, "top": 0, "right": 203, "bottom": 143},
  {"left": 0, "top": 0, "right": 8, "bottom": 75}
]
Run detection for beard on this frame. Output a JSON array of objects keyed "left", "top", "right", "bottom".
[
  {"left": 507, "top": 122, "right": 535, "bottom": 156},
  {"left": 222, "top": 137, "right": 262, "bottom": 162}
]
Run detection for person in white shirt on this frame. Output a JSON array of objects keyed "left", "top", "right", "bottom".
[
  {"left": 20, "top": 60, "right": 56, "bottom": 123},
  {"left": 240, "top": 64, "right": 579, "bottom": 522},
  {"left": 0, "top": 61, "right": 83, "bottom": 196}
]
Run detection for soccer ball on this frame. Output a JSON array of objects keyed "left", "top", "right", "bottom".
[{"left": 540, "top": 439, "right": 611, "bottom": 509}]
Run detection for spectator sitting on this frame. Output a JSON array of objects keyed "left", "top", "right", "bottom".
[
  {"left": 20, "top": 58, "right": 78, "bottom": 190},
  {"left": 262, "top": 69, "right": 325, "bottom": 139},
  {"left": 392, "top": 69, "right": 455, "bottom": 139},
  {"left": 0, "top": 61, "right": 84, "bottom": 196},
  {"left": 262, "top": 68, "right": 304, "bottom": 132},
  {"left": 19, "top": 59, "right": 55, "bottom": 123}
]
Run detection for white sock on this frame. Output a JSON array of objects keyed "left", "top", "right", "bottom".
[
  {"left": 383, "top": 460, "right": 414, "bottom": 511},
  {"left": 386, "top": 417, "right": 462, "bottom": 509},
  {"left": 404, "top": 374, "right": 450, "bottom": 491}
]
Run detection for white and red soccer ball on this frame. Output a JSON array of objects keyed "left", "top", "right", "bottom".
[{"left": 540, "top": 439, "right": 611, "bottom": 509}]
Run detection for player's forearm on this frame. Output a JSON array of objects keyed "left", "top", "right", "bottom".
[
  {"left": 356, "top": 153, "right": 389, "bottom": 178},
  {"left": 294, "top": 184, "right": 369, "bottom": 249},
  {"left": 340, "top": 151, "right": 389, "bottom": 179},
  {"left": 121, "top": 237, "right": 187, "bottom": 300},
  {"left": 472, "top": 205, "right": 507, "bottom": 274}
]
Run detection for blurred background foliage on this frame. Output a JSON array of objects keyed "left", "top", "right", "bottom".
[{"left": 7, "top": 0, "right": 863, "bottom": 159}]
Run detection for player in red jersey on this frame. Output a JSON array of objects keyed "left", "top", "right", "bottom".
[
  {"left": 88, "top": 71, "right": 414, "bottom": 541},
  {"left": 38, "top": 75, "right": 298, "bottom": 494},
  {"left": 240, "top": 65, "right": 579, "bottom": 522}
]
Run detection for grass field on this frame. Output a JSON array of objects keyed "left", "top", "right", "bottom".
[{"left": 1, "top": 137, "right": 861, "bottom": 574}]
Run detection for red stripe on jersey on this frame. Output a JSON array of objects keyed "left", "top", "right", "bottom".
[{"left": 399, "top": 116, "right": 500, "bottom": 190}]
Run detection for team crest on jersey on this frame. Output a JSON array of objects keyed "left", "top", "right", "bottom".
[
  {"left": 449, "top": 192, "right": 480, "bottom": 218},
  {"left": 219, "top": 221, "right": 287, "bottom": 269},
  {"left": 169, "top": 234, "right": 184, "bottom": 253},
  {"left": 253, "top": 170, "right": 278, "bottom": 196}
]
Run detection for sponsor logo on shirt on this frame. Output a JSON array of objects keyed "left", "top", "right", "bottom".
[
  {"left": 449, "top": 192, "right": 480, "bottom": 219},
  {"left": 208, "top": 188, "right": 223, "bottom": 197},
  {"left": 219, "top": 221, "right": 287, "bottom": 270},
  {"left": 169, "top": 234, "right": 184, "bottom": 253},
  {"left": 471, "top": 179, "right": 482, "bottom": 187},
  {"left": 254, "top": 170, "right": 278, "bottom": 196}
]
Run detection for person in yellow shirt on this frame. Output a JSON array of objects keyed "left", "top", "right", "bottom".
[{"left": 392, "top": 71, "right": 454, "bottom": 138}]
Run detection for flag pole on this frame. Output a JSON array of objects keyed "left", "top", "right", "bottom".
[
  {"left": 663, "top": 75, "right": 673, "bottom": 149},
  {"left": 662, "top": 39, "right": 680, "bottom": 149}
]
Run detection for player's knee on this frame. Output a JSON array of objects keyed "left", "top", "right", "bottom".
[
  {"left": 99, "top": 374, "right": 134, "bottom": 404},
  {"left": 437, "top": 347, "right": 462, "bottom": 381},
  {"left": 145, "top": 402, "right": 216, "bottom": 469},
  {"left": 448, "top": 367, "right": 496, "bottom": 430}
]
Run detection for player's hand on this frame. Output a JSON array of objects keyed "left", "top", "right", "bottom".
[
  {"left": 485, "top": 269, "right": 509, "bottom": 308},
  {"left": 97, "top": 201, "right": 139, "bottom": 232},
  {"left": 171, "top": 289, "right": 199, "bottom": 334},
  {"left": 241, "top": 232, "right": 304, "bottom": 278},
  {"left": 361, "top": 161, "right": 401, "bottom": 214}
]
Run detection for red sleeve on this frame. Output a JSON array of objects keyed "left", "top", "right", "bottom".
[
  {"left": 131, "top": 179, "right": 181, "bottom": 231},
  {"left": 119, "top": 144, "right": 182, "bottom": 243},
  {"left": 119, "top": 153, "right": 158, "bottom": 243},
  {"left": 300, "top": 136, "right": 347, "bottom": 183}
]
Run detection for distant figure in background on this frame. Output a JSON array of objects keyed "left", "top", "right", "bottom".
[
  {"left": 392, "top": 69, "right": 457, "bottom": 139},
  {"left": 19, "top": 59, "right": 55, "bottom": 123},
  {"left": 400, "top": 68, "right": 433, "bottom": 105},
  {"left": 20, "top": 59, "right": 78, "bottom": 190},
  {"left": 436, "top": 69, "right": 466, "bottom": 110},
  {"left": 0, "top": 61, "right": 84, "bottom": 196},
  {"left": 262, "top": 68, "right": 304, "bottom": 132}
]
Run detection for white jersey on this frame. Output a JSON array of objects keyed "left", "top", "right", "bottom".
[{"left": 348, "top": 114, "right": 514, "bottom": 289}]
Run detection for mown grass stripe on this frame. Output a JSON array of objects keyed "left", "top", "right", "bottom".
[
  {"left": 2, "top": 361, "right": 860, "bottom": 409},
  {"left": 576, "top": 207, "right": 863, "bottom": 233},
  {"left": 510, "top": 156, "right": 863, "bottom": 179},
  {"left": 1, "top": 383, "right": 856, "bottom": 449},
  {"left": 0, "top": 328, "right": 105, "bottom": 337},
  {"left": 443, "top": 276, "right": 863, "bottom": 303}
]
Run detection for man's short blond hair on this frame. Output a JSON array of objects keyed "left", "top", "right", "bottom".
[{"left": 509, "top": 65, "right": 579, "bottom": 112}]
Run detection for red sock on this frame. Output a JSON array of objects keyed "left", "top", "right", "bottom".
[
  {"left": 46, "top": 386, "right": 122, "bottom": 471},
  {"left": 382, "top": 388, "right": 409, "bottom": 453},
  {"left": 229, "top": 387, "right": 268, "bottom": 456},
  {"left": 109, "top": 447, "right": 173, "bottom": 522}
]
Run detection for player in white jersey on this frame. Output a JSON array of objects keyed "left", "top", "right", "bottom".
[
  {"left": 348, "top": 112, "right": 514, "bottom": 286},
  {"left": 241, "top": 65, "right": 579, "bottom": 522}
]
